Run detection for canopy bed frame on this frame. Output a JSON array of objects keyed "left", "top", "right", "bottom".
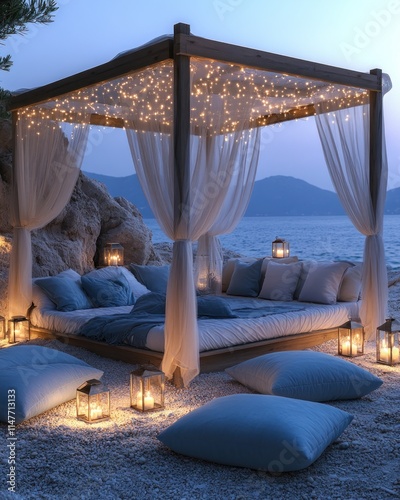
[{"left": 9, "top": 23, "right": 390, "bottom": 386}]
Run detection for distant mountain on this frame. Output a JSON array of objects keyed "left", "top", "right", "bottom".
[{"left": 83, "top": 172, "right": 400, "bottom": 217}]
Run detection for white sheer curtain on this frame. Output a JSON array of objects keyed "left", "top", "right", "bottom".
[
  {"left": 126, "top": 124, "right": 260, "bottom": 385},
  {"left": 9, "top": 115, "right": 89, "bottom": 317},
  {"left": 194, "top": 131, "right": 261, "bottom": 293},
  {"left": 315, "top": 102, "right": 388, "bottom": 338}
]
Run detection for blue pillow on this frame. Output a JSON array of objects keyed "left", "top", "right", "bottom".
[
  {"left": 132, "top": 292, "right": 166, "bottom": 315},
  {"left": 197, "top": 296, "right": 237, "bottom": 318},
  {"left": 226, "top": 351, "right": 383, "bottom": 401},
  {"left": 130, "top": 264, "right": 170, "bottom": 294},
  {"left": 36, "top": 276, "right": 92, "bottom": 311},
  {"left": 226, "top": 259, "right": 263, "bottom": 297},
  {"left": 81, "top": 274, "right": 133, "bottom": 307},
  {"left": 158, "top": 394, "right": 353, "bottom": 472},
  {"left": 0, "top": 346, "right": 103, "bottom": 424}
]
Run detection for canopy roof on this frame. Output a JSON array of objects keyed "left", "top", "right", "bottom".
[{"left": 10, "top": 23, "right": 383, "bottom": 135}]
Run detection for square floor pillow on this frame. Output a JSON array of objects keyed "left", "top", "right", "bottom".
[
  {"left": 0, "top": 346, "right": 103, "bottom": 424},
  {"left": 158, "top": 394, "right": 353, "bottom": 472},
  {"left": 226, "top": 351, "right": 383, "bottom": 401}
]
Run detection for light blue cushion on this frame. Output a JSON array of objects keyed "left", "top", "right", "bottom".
[
  {"left": 226, "top": 259, "right": 263, "bottom": 297},
  {"left": 85, "top": 267, "right": 150, "bottom": 302},
  {"left": 158, "top": 394, "right": 353, "bottom": 472},
  {"left": 0, "top": 346, "right": 103, "bottom": 424},
  {"left": 259, "top": 261, "right": 303, "bottom": 301},
  {"left": 81, "top": 274, "right": 133, "bottom": 307},
  {"left": 130, "top": 264, "right": 170, "bottom": 294},
  {"left": 298, "top": 261, "right": 350, "bottom": 305},
  {"left": 226, "top": 351, "right": 383, "bottom": 401},
  {"left": 36, "top": 276, "right": 92, "bottom": 311}
]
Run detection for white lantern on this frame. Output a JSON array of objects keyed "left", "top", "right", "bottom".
[{"left": 272, "top": 237, "right": 290, "bottom": 258}]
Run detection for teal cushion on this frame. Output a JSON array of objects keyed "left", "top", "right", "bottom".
[
  {"left": 197, "top": 296, "right": 237, "bottom": 318},
  {"left": 81, "top": 274, "right": 133, "bottom": 307},
  {"left": 0, "top": 346, "right": 103, "bottom": 424},
  {"left": 226, "top": 259, "right": 263, "bottom": 297},
  {"left": 36, "top": 276, "right": 92, "bottom": 311},
  {"left": 130, "top": 264, "right": 170, "bottom": 294},
  {"left": 158, "top": 394, "right": 353, "bottom": 472},
  {"left": 226, "top": 351, "right": 383, "bottom": 401}
]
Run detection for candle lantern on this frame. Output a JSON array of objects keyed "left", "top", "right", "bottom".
[
  {"left": 0, "top": 315, "right": 6, "bottom": 339},
  {"left": 272, "top": 237, "right": 290, "bottom": 259},
  {"left": 76, "top": 379, "right": 110, "bottom": 423},
  {"left": 130, "top": 365, "right": 165, "bottom": 412},
  {"left": 8, "top": 316, "right": 30, "bottom": 344},
  {"left": 338, "top": 319, "right": 364, "bottom": 357},
  {"left": 104, "top": 242, "right": 124, "bottom": 266},
  {"left": 376, "top": 318, "right": 400, "bottom": 366}
]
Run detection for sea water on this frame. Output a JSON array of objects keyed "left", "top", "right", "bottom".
[{"left": 144, "top": 215, "right": 400, "bottom": 270}]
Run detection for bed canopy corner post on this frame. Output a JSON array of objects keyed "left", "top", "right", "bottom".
[
  {"left": 362, "top": 67, "right": 388, "bottom": 338},
  {"left": 160, "top": 23, "right": 200, "bottom": 388}
]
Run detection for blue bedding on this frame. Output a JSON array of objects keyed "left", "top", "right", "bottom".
[{"left": 78, "top": 293, "right": 305, "bottom": 348}]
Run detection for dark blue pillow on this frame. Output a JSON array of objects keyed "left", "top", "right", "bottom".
[
  {"left": 36, "top": 276, "right": 92, "bottom": 312},
  {"left": 81, "top": 274, "right": 133, "bottom": 308},
  {"left": 130, "top": 264, "right": 170, "bottom": 294},
  {"left": 197, "top": 296, "right": 237, "bottom": 318},
  {"left": 132, "top": 292, "right": 166, "bottom": 315},
  {"left": 226, "top": 259, "right": 263, "bottom": 297}
]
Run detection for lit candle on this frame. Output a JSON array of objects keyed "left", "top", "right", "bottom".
[
  {"left": 341, "top": 341, "right": 358, "bottom": 356},
  {"left": 137, "top": 391, "right": 155, "bottom": 410},
  {"left": 380, "top": 346, "right": 399, "bottom": 364},
  {"left": 276, "top": 248, "right": 284, "bottom": 258}
]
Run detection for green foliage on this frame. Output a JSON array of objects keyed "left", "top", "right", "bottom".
[{"left": 0, "top": 0, "right": 58, "bottom": 71}]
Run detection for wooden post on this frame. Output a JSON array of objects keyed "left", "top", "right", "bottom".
[
  {"left": 369, "top": 69, "right": 383, "bottom": 211},
  {"left": 173, "top": 23, "right": 191, "bottom": 228}
]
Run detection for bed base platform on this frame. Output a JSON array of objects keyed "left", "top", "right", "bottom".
[{"left": 29, "top": 325, "right": 338, "bottom": 376}]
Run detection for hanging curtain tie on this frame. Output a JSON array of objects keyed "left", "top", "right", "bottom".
[
  {"left": 13, "top": 226, "right": 28, "bottom": 230},
  {"left": 174, "top": 239, "right": 191, "bottom": 243}
]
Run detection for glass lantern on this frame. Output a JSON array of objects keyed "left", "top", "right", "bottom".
[
  {"left": 104, "top": 242, "right": 124, "bottom": 266},
  {"left": 376, "top": 318, "right": 400, "bottom": 366},
  {"left": 272, "top": 237, "right": 290, "bottom": 258},
  {"left": 338, "top": 319, "right": 364, "bottom": 357},
  {"left": 8, "top": 316, "right": 30, "bottom": 344},
  {"left": 130, "top": 365, "right": 165, "bottom": 412},
  {"left": 76, "top": 379, "right": 110, "bottom": 423}
]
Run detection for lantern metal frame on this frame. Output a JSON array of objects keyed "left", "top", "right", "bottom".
[
  {"left": 376, "top": 318, "right": 400, "bottom": 366},
  {"left": 130, "top": 364, "right": 165, "bottom": 412},
  {"left": 8, "top": 315, "right": 30, "bottom": 344},
  {"left": 103, "top": 242, "right": 124, "bottom": 266},
  {"left": 337, "top": 319, "right": 365, "bottom": 357},
  {"left": 0, "top": 315, "right": 6, "bottom": 339},
  {"left": 76, "top": 379, "right": 111, "bottom": 423},
  {"left": 272, "top": 237, "right": 290, "bottom": 258}
]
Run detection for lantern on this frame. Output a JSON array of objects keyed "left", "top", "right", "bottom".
[
  {"left": 272, "top": 237, "right": 290, "bottom": 258},
  {"left": 0, "top": 315, "right": 6, "bottom": 339},
  {"left": 103, "top": 243, "right": 124, "bottom": 266},
  {"left": 76, "top": 379, "right": 110, "bottom": 423},
  {"left": 8, "top": 316, "right": 30, "bottom": 344},
  {"left": 338, "top": 319, "right": 364, "bottom": 357},
  {"left": 130, "top": 365, "right": 165, "bottom": 412},
  {"left": 376, "top": 318, "right": 400, "bottom": 366}
]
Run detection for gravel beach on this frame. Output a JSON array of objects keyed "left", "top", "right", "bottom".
[{"left": 1, "top": 278, "right": 400, "bottom": 500}]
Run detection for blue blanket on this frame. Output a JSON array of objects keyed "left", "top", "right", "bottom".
[{"left": 78, "top": 293, "right": 304, "bottom": 348}]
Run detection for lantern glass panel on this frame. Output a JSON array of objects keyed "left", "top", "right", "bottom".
[
  {"left": 338, "top": 320, "right": 364, "bottom": 357},
  {"left": 76, "top": 379, "right": 110, "bottom": 423},
  {"left": 130, "top": 365, "right": 165, "bottom": 412},
  {"left": 0, "top": 316, "right": 6, "bottom": 339},
  {"left": 272, "top": 238, "right": 290, "bottom": 258},
  {"left": 8, "top": 316, "right": 30, "bottom": 344},
  {"left": 104, "top": 243, "right": 124, "bottom": 266},
  {"left": 376, "top": 319, "right": 400, "bottom": 366}
]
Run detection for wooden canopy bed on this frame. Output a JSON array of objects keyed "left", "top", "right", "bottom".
[{"left": 9, "top": 23, "right": 389, "bottom": 386}]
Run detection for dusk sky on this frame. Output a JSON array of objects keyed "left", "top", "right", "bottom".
[{"left": 1, "top": 0, "right": 399, "bottom": 191}]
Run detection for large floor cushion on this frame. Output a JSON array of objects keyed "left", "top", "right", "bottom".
[
  {"left": 226, "top": 351, "right": 383, "bottom": 401},
  {"left": 0, "top": 346, "right": 103, "bottom": 424},
  {"left": 158, "top": 394, "right": 353, "bottom": 472}
]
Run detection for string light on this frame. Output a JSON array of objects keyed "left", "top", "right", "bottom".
[{"left": 16, "top": 57, "right": 369, "bottom": 136}]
